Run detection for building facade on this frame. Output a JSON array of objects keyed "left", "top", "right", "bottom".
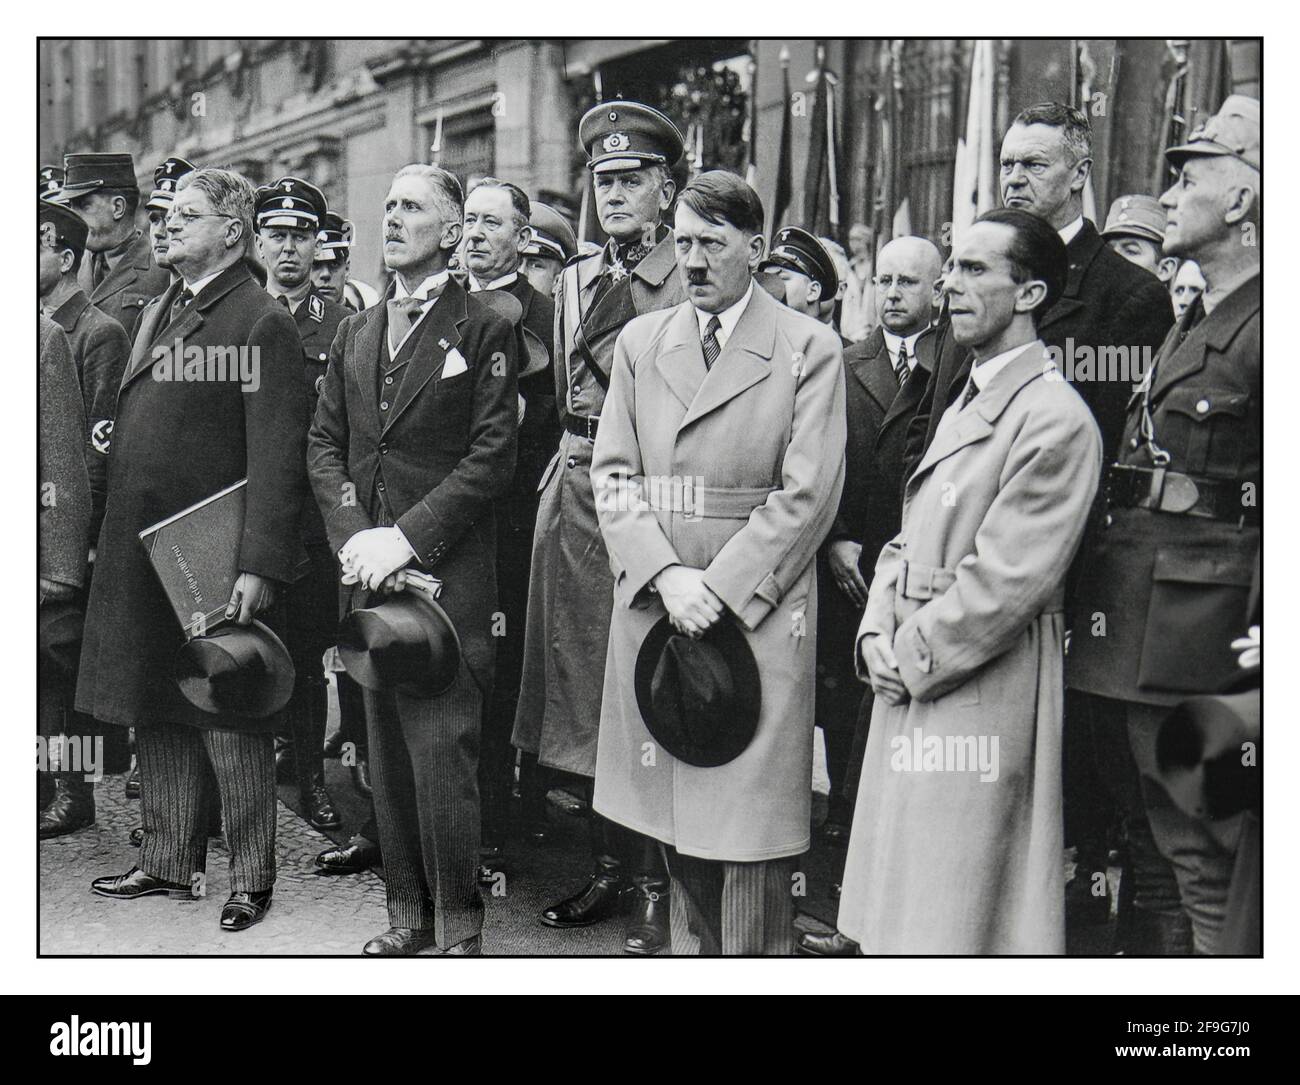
[{"left": 40, "top": 38, "right": 1260, "bottom": 285}]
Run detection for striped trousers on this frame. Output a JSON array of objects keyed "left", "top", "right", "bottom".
[
  {"left": 136, "top": 721, "right": 276, "bottom": 893},
  {"left": 662, "top": 846, "right": 797, "bottom": 955},
  {"left": 364, "top": 666, "right": 484, "bottom": 949}
]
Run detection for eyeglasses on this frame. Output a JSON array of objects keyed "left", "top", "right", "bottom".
[
  {"left": 165, "top": 209, "right": 235, "bottom": 228},
  {"left": 872, "top": 275, "right": 923, "bottom": 290}
]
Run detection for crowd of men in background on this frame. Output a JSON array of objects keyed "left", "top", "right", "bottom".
[{"left": 37, "top": 89, "right": 1260, "bottom": 956}]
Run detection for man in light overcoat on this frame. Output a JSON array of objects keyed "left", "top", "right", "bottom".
[{"left": 590, "top": 172, "right": 846, "bottom": 955}]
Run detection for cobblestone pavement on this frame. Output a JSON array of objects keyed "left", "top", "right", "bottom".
[
  {"left": 38, "top": 765, "right": 840, "bottom": 957},
  {"left": 39, "top": 776, "right": 388, "bottom": 955}
]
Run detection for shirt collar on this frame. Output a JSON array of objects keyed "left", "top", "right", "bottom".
[
  {"left": 694, "top": 281, "right": 755, "bottom": 349},
  {"left": 183, "top": 269, "right": 224, "bottom": 297},
  {"left": 1058, "top": 216, "right": 1085, "bottom": 246},
  {"left": 468, "top": 270, "right": 518, "bottom": 292},
  {"left": 970, "top": 341, "right": 1037, "bottom": 391},
  {"left": 882, "top": 327, "right": 924, "bottom": 368},
  {"left": 102, "top": 228, "right": 141, "bottom": 271},
  {"left": 393, "top": 270, "right": 450, "bottom": 304},
  {"left": 1202, "top": 266, "right": 1259, "bottom": 316},
  {"left": 267, "top": 281, "right": 311, "bottom": 314}
]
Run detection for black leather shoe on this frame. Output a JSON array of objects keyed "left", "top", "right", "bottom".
[
  {"left": 314, "top": 836, "right": 381, "bottom": 875},
  {"left": 350, "top": 758, "right": 373, "bottom": 800},
  {"left": 443, "top": 934, "right": 482, "bottom": 956},
  {"left": 124, "top": 761, "right": 141, "bottom": 800},
  {"left": 38, "top": 775, "right": 95, "bottom": 839},
  {"left": 303, "top": 784, "right": 342, "bottom": 830},
  {"left": 363, "top": 927, "right": 439, "bottom": 956},
  {"left": 220, "top": 889, "right": 272, "bottom": 931},
  {"left": 91, "top": 866, "right": 193, "bottom": 900},
  {"left": 623, "top": 881, "right": 670, "bottom": 955},
  {"left": 322, "top": 729, "right": 346, "bottom": 759},
  {"left": 128, "top": 826, "right": 144, "bottom": 847},
  {"left": 796, "top": 930, "right": 861, "bottom": 957},
  {"left": 540, "top": 871, "right": 632, "bottom": 928}
]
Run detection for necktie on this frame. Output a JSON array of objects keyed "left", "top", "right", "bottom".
[
  {"left": 893, "top": 343, "right": 910, "bottom": 386},
  {"left": 702, "top": 316, "right": 722, "bottom": 369},
  {"left": 170, "top": 286, "right": 195, "bottom": 323},
  {"left": 386, "top": 296, "right": 425, "bottom": 353},
  {"left": 91, "top": 251, "right": 109, "bottom": 290},
  {"left": 960, "top": 377, "right": 979, "bottom": 410}
]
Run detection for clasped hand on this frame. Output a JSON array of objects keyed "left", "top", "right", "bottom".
[
  {"left": 339, "top": 527, "right": 415, "bottom": 592},
  {"left": 861, "top": 633, "right": 910, "bottom": 706},
  {"left": 654, "top": 564, "right": 724, "bottom": 639}
]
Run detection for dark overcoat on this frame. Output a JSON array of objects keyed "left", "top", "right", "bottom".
[
  {"left": 75, "top": 263, "right": 309, "bottom": 730},
  {"left": 815, "top": 327, "right": 937, "bottom": 734}
]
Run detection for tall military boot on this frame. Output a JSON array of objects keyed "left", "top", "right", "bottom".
[
  {"left": 39, "top": 772, "right": 95, "bottom": 839},
  {"left": 623, "top": 832, "right": 670, "bottom": 955},
  {"left": 539, "top": 813, "right": 633, "bottom": 928}
]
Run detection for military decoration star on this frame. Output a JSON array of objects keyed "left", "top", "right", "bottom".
[{"left": 607, "top": 260, "right": 629, "bottom": 284}]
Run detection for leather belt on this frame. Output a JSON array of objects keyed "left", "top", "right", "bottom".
[
  {"left": 1105, "top": 465, "right": 1259, "bottom": 524},
  {"left": 899, "top": 559, "right": 956, "bottom": 601},
  {"left": 565, "top": 414, "right": 600, "bottom": 441}
]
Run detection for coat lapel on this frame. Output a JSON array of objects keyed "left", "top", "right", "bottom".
[
  {"left": 1038, "top": 222, "right": 1101, "bottom": 334},
  {"left": 631, "top": 234, "right": 679, "bottom": 294},
  {"left": 653, "top": 303, "right": 709, "bottom": 411},
  {"left": 1151, "top": 275, "right": 1260, "bottom": 400},
  {"left": 120, "top": 264, "right": 248, "bottom": 391},
  {"left": 381, "top": 278, "right": 467, "bottom": 436},
  {"left": 91, "top": 231, "right": 149, "bottom": 305},
  {"left": 50, "top": 290, "right": 92, "bottom": 335},
  {"left": 678, "top": 286, "right": 775, "bottom": 433},
  {"left": 847, "top": 330, "right": 900, "bottom": 415},
  {"left": 911, "top": 341, "right": 1048, "bottom": 482},
  {"left": 120, "top": 280, "right": 180, "bottom": 387},
  {"left": 350, "top": 303, "right": 387, "bottom": 435}
]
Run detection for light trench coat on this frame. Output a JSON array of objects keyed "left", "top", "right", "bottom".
[
  {"left": 590, "top": 284, "right": 846, "bottom": 862},
  {"left": 838, "top": 342, "right": 1102, "bottom": 954}
]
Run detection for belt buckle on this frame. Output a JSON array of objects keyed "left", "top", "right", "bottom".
[{"left": 1161, "top": 472, "right": 1200, "bottom": 514}]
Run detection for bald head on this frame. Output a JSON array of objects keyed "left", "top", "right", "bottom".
[{"left": 876, "top": 236, "right": 943, "bottom": 336}]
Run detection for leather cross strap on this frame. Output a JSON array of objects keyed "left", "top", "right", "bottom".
[{"left": 564, "top": 263, "right": 611, "bottom": 391}]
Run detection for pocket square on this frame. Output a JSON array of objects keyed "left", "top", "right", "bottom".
[{"left": 441, "top": 348, "right": 468, "bottom": 378}]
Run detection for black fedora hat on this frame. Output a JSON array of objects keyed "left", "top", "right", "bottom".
[
  {"left": 634, "top": 615, "right": 761, "bottom": 768},
  {"left": 173, "top": 619, "right": 295, "bottom": 719},
  {"left": 337, "top": 591, "right": 461, "bottom": 698}
]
